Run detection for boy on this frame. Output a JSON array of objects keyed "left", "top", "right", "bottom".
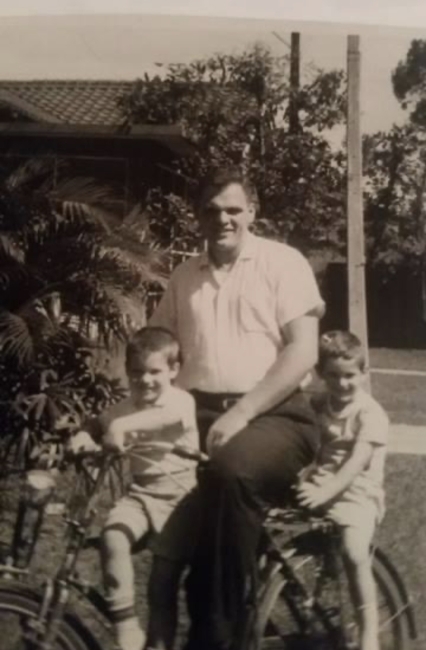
[
  {"left": 70, "top": 327, "right": 199, "bottom": 650},
  {"left": 297, "top": 330, "right": 388, "bottom": 650}
]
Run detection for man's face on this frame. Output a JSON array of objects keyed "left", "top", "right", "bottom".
[
  {"left": 126, "top": 351, "right": 178, "bottom": 407},
  {"left": 197, "top": 182, "right": 255, "bottom": 257}
]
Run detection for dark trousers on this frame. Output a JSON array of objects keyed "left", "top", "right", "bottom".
[{"left": 185, "top": 391, "right": 319, "bottom": 650}]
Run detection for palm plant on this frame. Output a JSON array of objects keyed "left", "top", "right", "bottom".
[
  {"left": 0, "top": 157, "right": 166, "bottom": 468},
  {"left": 0, "top": 157, "right": 165, "bottom": 364}
]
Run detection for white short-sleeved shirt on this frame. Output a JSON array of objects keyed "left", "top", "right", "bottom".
[
  {"left": 97, "top": 386, "right": 198, "bottom": 478},
  {"left": 311, "top": 390, "right": 389, "bottom": 526},
  {"left": 150, "top": 233, "right": 324, "bottom": 393}
]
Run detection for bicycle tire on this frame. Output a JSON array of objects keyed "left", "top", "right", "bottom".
[
  {"left": 255, "top": 549, "right": 412, "bottom": 650},
  {"left": 0, "top": 584, "right": 99, "bottom": 650}
]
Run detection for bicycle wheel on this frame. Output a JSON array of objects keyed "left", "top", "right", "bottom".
[
  {"left": 256, "top": 549, "right": 412, "bottom": 650},
  {"left": 0, "top": 585, "right": 97, "bottom": 650}
]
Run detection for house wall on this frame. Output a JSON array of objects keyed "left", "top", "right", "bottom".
[{"left": 0, "top": 136, "right": 190, "bottom": 217}]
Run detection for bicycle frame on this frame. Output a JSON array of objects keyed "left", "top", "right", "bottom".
[
  {"left": 0, "top": 442, "right": 204, "bottom": 648},
  {"left": 257, "top": 509, "right": 417, "bottom": 647}
]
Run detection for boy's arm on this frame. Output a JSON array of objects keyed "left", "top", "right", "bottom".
[
  {"left": 105, "top": 403, "right": 184, "bottom": 450},
  {"left": 297, "top": 440, "right": 374, "bottom": 509}
]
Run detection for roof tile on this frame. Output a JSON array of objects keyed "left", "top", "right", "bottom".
[{"left": 0, "top": 80, "right": 134, "bottom": 125}]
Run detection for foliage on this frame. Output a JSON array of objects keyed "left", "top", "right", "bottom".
[
  {"left": 143, "top": 187, "right": 200, "bottom": 257},
  {"left": 120, "top": 43, "right": 347, "bottom": 254},
  {"left": 0, "top": 157, "right": 166, "bottom": 366},
  {"left": 365, "top": 40, "right": 426, "bottom": 273},
  {"left": 0, "top": 157, "right": 166, "bottom": 470},
  {"left": 0, "top": 332, "right": 128, "bottom": 471},
  {"left": 392, "top": 39, "right": 426, "bottom": 127},
  {"left": 363, "top": 124, "right": 426, "bottom": 272}
]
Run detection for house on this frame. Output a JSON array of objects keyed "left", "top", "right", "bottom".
[{"left": 0, "top": 80, "right": 195, "bottom": 214}]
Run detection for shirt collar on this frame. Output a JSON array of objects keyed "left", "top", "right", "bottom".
[
  {"left": 198, "top": 232, "right": 257, "bottom": 270},
  {"left": 326, "top": 389, "right": 367, "bottom": 420},
  {"left": 130, "top": 387, "right": 172, "bottom": 409}
]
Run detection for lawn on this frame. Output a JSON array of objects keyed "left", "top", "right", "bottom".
[
  {"left": 1, "top": 453, "right": 425, "bottom": 650},
  {"left": 1, "top": 347, "right": 425, "bottom": 649},
  {"left": 370, "top": 348, "right": 426, "bottom": 372}
]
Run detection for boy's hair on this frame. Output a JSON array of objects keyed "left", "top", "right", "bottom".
[
  {"left": 317, "top": 330, "right": 366, "bottom": 373},
  {"left": 196, "top": 166, "right": 259, "bottom": 212},
  {"left": 125, "top": 326, "right": 181, "bottom": 368}
]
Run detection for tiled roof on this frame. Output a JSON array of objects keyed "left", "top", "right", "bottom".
[{"left": 0, "top": 80, "right": 134, "bottom": 125}]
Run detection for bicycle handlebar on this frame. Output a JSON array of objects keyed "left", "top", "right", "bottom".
[{"left": 66, "top": 441, "right": 209, "bottom": 465}]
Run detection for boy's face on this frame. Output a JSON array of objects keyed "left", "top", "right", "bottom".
[
  {"left": 126, "top": 351, "right": 179, "bottom": 407},
  {"left": 320, "top": 356, "right": 365, "bottom": 405}
]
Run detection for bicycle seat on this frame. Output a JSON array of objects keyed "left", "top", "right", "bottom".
[{"left": 265, "top": 507, "right": 335, "bottom": 531}]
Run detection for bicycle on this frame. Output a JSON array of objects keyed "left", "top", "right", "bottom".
[{"left": 0, "top": 443, "right": 417, "bottom": 650}]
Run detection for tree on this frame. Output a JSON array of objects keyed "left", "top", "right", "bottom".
[
  {"left": 120, "top": 43, "right": 347, "bottom": 254},
  {"left": 392, "top": 40, "right": 426, "bottom": 128},
  {"left": 363, "top": 124, "right": 426, "bottom": 272},
  {"left": 362, "top": 40, "right": 426, "bottom": 273}
]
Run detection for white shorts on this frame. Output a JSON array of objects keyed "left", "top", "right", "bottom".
[{"left": 104, "top": 470, "right": 200, "bottom": 561}]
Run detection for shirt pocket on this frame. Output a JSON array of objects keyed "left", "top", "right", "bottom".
[{"left": 237, "top": 293, "right": 272, "bottom": 334}]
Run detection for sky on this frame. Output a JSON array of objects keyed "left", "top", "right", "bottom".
[{"left": 0, "top": 12, "right": 422, "bottom": 134}]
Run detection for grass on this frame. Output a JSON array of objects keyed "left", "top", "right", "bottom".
[
  {"left": 0, "top": 453, "right": 425, "bottom": 650},
  {"left": 371, "top": 373, "right": 426, "bottom": 426},
  {"left": 370, "top": 349, "right": 426, "bottom": 371},
  {"left": 1, "top": 347, "right": 425, "bottom": 649}
]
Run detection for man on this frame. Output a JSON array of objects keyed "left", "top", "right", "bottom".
[{"left": 150, "top": 167, "right": 324, "bottom": 650}]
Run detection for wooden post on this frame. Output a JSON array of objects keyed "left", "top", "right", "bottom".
[
  {"left": 347, "top": 35, "right": 370, "bottom": 382},
  {"left": 289, "top": 32, "right": 300, "bottom": 134}
]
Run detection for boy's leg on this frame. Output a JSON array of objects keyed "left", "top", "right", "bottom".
[
  {"left": 101, "top": 496, "right": 150, "bottom": 650},
  {"left": 341, "top": 521, "right": 378, "bottom": 650}
]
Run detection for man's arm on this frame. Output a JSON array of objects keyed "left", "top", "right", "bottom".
[
  {"left": 237, "top": 314, "right": 319, "bottom": 420},
  {"left": 207, "top": 314, "right": 319, "bottom": 454}
]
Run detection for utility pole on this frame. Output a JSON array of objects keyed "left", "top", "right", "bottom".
[
  {"left": 347, "top": 35, "right": 370, "bottom": 381},
  {"left": 289, "top": 32, "right": 300, "bottom": 134}
]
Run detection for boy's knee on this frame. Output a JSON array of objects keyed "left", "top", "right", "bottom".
[
  {"left": 101, "top": 526, "right": 133, "bottom": 555},
  {"left": 342, "top": 528, "right": 372, "bottom": 567}
]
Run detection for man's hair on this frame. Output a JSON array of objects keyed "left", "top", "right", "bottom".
[
  {"left": 125, "top": 326, "right": 180, "bottom": 368},
  {"left": 195, "top": 166, "right": 259, "bottom": 212},
  {"left": 317, "top": 330, "right": 366, "bottom": 374}
]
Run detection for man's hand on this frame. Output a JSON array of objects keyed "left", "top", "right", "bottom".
[
  {"left": 206, "top": 406, "right": 249, "bottom": 456},
  {"left": 67, "top": 431, "right": 100, "bottom": 455},
  {"left": 296, "top": 480, "right": 334, "bottom": 510}
]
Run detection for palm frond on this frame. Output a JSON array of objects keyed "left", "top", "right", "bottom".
[
  {"left": 52, "top": 176, "right": 116, "bottom": 205},
  {"left": 59, "top": 203, "right": 122, "bottom": 234},
  {"left": 0, "top": 311, "right": 33, "bottom": 365},
  {"left": 96, "top": 241, "right": 167, "bottom": 287},
  {"left": 101, "top": 285, "right": 147, "bottom": 327},
  {"left": 4, "top": 157, "right": 53, "bottom": 193}
]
